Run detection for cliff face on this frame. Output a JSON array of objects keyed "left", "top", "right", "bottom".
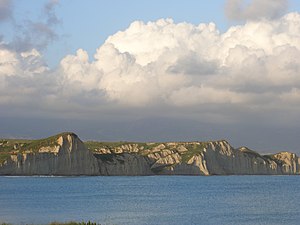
[
  {"left": 196, "top": 142, "right": 283, "bottom": 175},
  {"left": 88, "top": 140, "right": 300, "bottom": 175},
  {"left": 95, "top": 153, "right": 154, "bottom": 176},
  {"left": 0, "top": 133, "right": 99, "bottom": 175},
  {"left": 0, "top": 133, "right": 299, "bottom": 176}
]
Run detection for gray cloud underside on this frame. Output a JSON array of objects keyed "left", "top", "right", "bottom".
[{"left": 225, "top": 0, "right": 288, "bottom": 21}]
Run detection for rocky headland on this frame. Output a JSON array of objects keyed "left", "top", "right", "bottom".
[{"left": 0, "top": 132, "right": 299, "bottom": 175}]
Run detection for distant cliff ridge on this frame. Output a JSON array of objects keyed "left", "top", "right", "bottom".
[{"left": 0, "top": 132, "right": 299, "bottom": 175}]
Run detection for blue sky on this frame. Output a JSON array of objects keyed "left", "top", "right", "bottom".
[{"left": 1, "top": 0, "right": 300, "bottom": 154}]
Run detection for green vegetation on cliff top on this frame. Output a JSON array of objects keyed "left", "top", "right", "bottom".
[
  {"left": 85, "top": 141, "right": 162, "bottom": 153},
  {"left": 0, "top": 132, "right": 282, "bottom": 165},
  {"left": 0, "top": 132, "right": 76, "bottom": 163}
]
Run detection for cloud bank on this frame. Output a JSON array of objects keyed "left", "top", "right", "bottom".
[{"left": 1, "top": 11, "right": 300, "bottom": 126}]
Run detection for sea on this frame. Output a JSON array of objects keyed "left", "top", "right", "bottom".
[{"left": 0, "top": 175, "right": 299, "bottom": 225}]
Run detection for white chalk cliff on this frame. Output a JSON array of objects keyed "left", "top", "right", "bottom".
[
  {"left": 0, "top": 133, "right": 98, "bottom": 175},
  {"left": 0, "top": 133, "right": 299, "bottom": 175}
]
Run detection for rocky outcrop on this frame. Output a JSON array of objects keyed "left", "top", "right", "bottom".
[
  {"left": 197, "top": 142, "right": 283, "bottom": 175},
  {"left": 271, "top": 151, "right": 300, "bottom": 174},
  {"left": 0, "top": 133, "right": 299, "bottom": 176}
]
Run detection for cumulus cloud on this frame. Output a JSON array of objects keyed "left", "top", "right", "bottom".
[
  {"left": 0, "top": 44, "right": 49, "bottom": 108},
  {"left": 1, "top": 12, "right": 300, "bottom": 125},
  {"left": 92, "top": 13, "right": 300, "bottom": 109},
  {"left": 0, "top": 45, "right": 48, "bottom": 76},
  {"left": 225, "top": 0, "right": 288, "bottom": 21}
]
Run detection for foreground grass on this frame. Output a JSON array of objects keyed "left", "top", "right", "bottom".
[
  {"left": 1, "top": 222, "right": 103, "bottom": 225},
  {"left": 50, "top": 222, "right": 100, "bottom": 225},
  {"left": 50, "top": 222, "right": 101, "bottom": 225}
]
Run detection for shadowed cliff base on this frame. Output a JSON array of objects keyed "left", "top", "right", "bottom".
[{"left": 0, "top": 132, "right": 299, "bottom": 176}]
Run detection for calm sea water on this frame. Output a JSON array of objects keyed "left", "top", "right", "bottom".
[{"left": 0, "top": 176, "right": 299, "bottom": 225}]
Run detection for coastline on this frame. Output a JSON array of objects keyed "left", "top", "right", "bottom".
[{"left": 1, "top": 132, "right": 300, "bottom": 176}]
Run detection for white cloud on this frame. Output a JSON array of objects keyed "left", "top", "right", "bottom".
[
  {"left": 0, "top": 48, "right": 19, "bottom": 76},
  {"left": 60, "top": 48, "right": 100, "bottom": 90},
  {"left": 94, "top": 44, "right": 161, "bottom": 106},
  {"left": 0, "top": 46, "right": 47, "bottom": 77},
  {"left": 106, "top": 19, "right": 220, "bottom": 66},
  {"left": 0, "top": 43, "right": 50, "bottom": 110}
]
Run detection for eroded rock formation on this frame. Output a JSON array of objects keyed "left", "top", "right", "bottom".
[{"left": 0, "top": 133, "right": 299, "bottom": 175}]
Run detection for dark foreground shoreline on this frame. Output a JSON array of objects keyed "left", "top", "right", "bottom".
[{"left": 1, "top": 222, "right": 100, "bottom": 225}]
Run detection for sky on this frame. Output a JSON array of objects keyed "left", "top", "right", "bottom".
[{"left": 1, "top": 0, "right": 300, "bottom": 154}]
